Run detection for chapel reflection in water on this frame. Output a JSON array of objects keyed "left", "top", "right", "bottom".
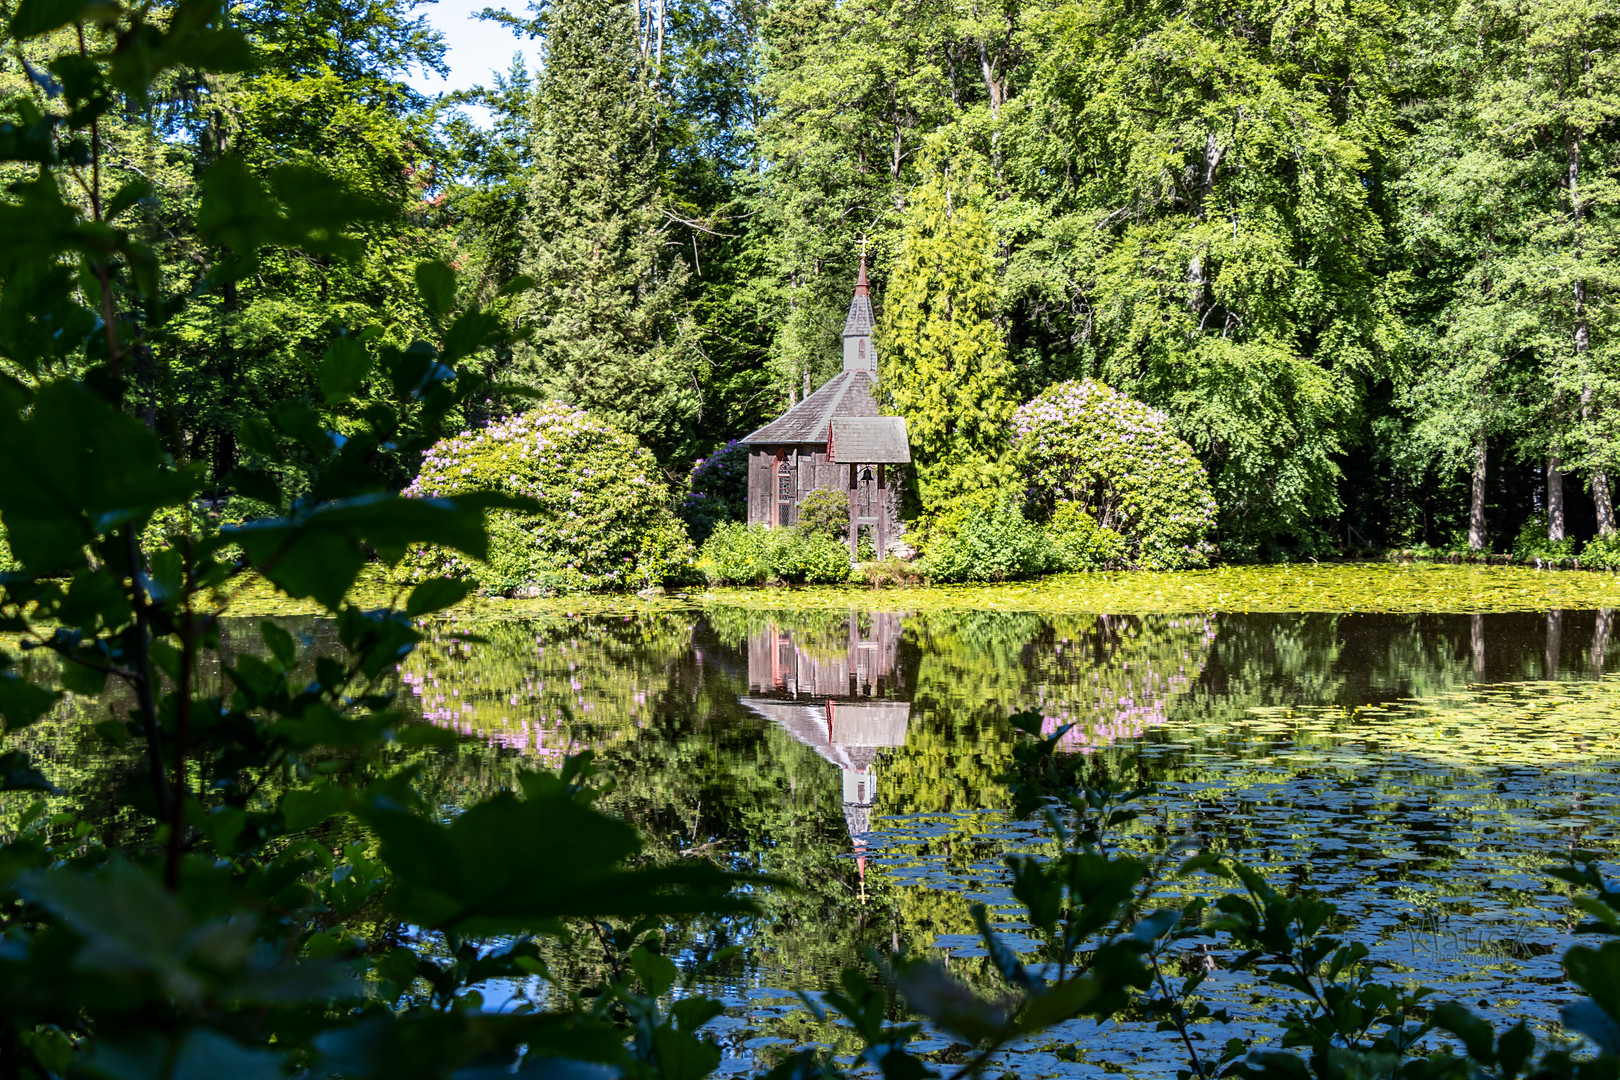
[{"left": 738, "top": 613, "right": 912, "bottom": 887}]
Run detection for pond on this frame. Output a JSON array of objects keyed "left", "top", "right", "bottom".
[{"left": 10, "top": 566, "right": 1620, "bottom": 1078}]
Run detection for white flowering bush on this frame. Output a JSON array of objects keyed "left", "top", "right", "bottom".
[
  {"left": 1013, "top": 380, "right": 1218, "bottom": 570},
  {"left": 398, "top": 402, "right": 696, "bottom": 594}
]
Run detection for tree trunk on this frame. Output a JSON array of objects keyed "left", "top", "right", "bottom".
[
  {"left": 1547, "top": 609, "right": 1563, "bottom": 677},
  {"left": 1471, "top": 613, "right": 1485, "bottom": 679},
  {"left": 1596, "top": 469, "right": 1617, "bottom": 536},
  {"left": 1185, "top": 134, "right": 1225, "bottom": 323},
  {"left": 976, "top": 37, "right": 1003, "bottom": 119},
  {"left": 1592, "top": 608, "right": 1613, "bottom": 676},
  {"left": 1548, "top": 456, "right": 1566, "bottom": 542},
  {"left": 1469, "top": 437, "right": 1487, "bottom": 551},
  {"left": 1570, "top": 133, "right": 1614, "bottom": 536},
  {"left": 1567, "top": 122, "right": 1613, "bottom": 535},
  {"left": 1585, "top": 381, "right": 1615, "bottom": 536}
]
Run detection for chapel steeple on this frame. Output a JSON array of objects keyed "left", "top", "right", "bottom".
[{"left": 841, "top": 253, "right": 875, "bottom": 372}]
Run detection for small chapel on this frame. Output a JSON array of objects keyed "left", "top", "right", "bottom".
[{"left": 738, "top": 259, "right": 911, "bottom": 558}]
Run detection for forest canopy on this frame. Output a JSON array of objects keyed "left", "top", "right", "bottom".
[{"left": 2, "top": 0, "right": 1618, "bottom": 560}]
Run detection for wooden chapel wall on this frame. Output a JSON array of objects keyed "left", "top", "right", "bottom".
[
  {"left": 746, "top": 445, "right": 900, "bottom": 537},
  {"left": 747, "top": 450, "right": 771, "bottom": 526}
]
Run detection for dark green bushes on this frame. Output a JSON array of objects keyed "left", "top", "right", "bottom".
[
  {"left": 1583, "top": 534, "right": 1620, "bottom": 570},
  {"left": 696, "top": 486, "right": 859, "bottom": 585},
  {"left": 908, "top": 381, "right": 1219, "bottom": 582},
  {"left": 1045, "top": 502, "right": 1127, "bottom": 572},
  {"left": 917, "top": 493, "right": 1130, "bottom": 581},
  {"left": 918, "top": 494, "right": 1051, "bottom": 582},
  {"left": 697, "top": 521, "right": 852, "bottom": 585},
  {"left": 1512, "top": 515, "right": 1577, "bottom": 564},
  {"left": 794, "top": 486, "right": 851, "bottom": 541}
]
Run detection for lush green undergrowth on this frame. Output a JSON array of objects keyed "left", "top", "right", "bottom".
[
  {"left": 214, "top": 562, "right": 1620, "bottom": 619},
  {"left": 694, "top": 563, "right": 1620, "bottom": 615}
]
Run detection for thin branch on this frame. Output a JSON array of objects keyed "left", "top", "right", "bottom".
[{"left": 658, "top": 208, "right": 739, "bottom": 238}]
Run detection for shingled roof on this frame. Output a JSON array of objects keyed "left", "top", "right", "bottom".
[
  {"left": 829, "top": 416, "right": 910, "bottom": 464},
  {"left": 739, "top": 368, "right": 881, "bottom": 445},
  {"left": 842, "top": 259, "right": 874, "bottom": 338}
]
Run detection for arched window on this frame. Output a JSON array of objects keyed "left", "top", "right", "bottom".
[{"left": 776, "top": 451, "right": 794, "bottom": 526}]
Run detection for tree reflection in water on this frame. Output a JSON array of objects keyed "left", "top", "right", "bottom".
[{"left": 11, "top": 607, "right": 1620, "bottom": 1072}]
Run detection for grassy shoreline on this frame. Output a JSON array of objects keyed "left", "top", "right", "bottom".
[{"left": 217, "top": 561, "right": 1620, "bottom": 618}]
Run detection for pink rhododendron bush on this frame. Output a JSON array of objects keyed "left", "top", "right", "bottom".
[
  {"left": 398, "top": 402, "right": 695, "bottom": 594},
  {"left": 1013, "top": 380, "right": 1218, "bottom": 570}
]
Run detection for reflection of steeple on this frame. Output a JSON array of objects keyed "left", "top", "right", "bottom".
[{"left": 739, "top": 613, "right": 910, "bottom": 892}]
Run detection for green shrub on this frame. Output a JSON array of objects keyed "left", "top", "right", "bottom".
[
  {"left": 399, "top": 403, "right": 696, "bottom": 593},
  {"left": 1583, "top": 532, "right": 1620, "bottom": 570},
  {"left": 771, "top": 529, "right": 854, "bottom": 584},
  {"left": 138, "top": 496, "right": 276, "bottom": 567},
  {"left": 920, "top": 493, "right": 1052, "bottom": 583},
  {"left": 0, "top": 521, "right": 15, "bottom": 574},
  {"left": 1046, "top": 502, "right": 1127, "bottom": 571},
  {"left": 1013, "top": 380, "right": 1217, "bottom": 570},
  {"left": 677, "top": 440, "right": 748, "bottom": 545},
  {"left": 795, "top": 486, "right": 850, "bottom": 540},
  {"left": 1512, "top": 514, "right": 1577, "bottom": 564},
  {"left": 698, "top": 522, "right": 853, "bottom": 585},
  {"left": 698, "top": 521, "right": 771, "bottom": 584}
]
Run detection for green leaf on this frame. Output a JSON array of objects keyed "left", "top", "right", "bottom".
[
  {"left": 1018, "top": 972, "right": 1098, "bottom": 1031},
  {"left": 356, "top": 779, "right": 757, "bottom": 936},
  {"left": 497, "top": 273, "right": 535, "bottom": 297},
  {"left": 105, "top": 179, "right": 152, "bottom": 222},
  {"left": 9, "top": 0, "right": 118, "bottom": 38},
  {"left": 0, "top": 381, "right": 203, "bottom": 571},
  {"left": 58, "top": 659, "right": 108, "bottom": 696},
  {"left": 415, "top": 260, "right": 457, "bottom": 319},
  {"left": 405, "top": 578, "right": 475, "bottom": 617},
  {"left": 1430, "top": 1001, "right": 1496, "bottom": 1063},
  {"left": 630, "top": 946, "right": 678, "bottom": 996},
  {"left": 894, "top": 959, "right": 1011, "bottom": 1042},
  {"left": 1562, "top": 999, "right": 1620, "bottom": 1056},
  {"left": 261, "top": 620, "right": 296, "bottom": 667},
  {"left": 319, "top": 336, "right": 374, "bottom": 404},
  {"left": 1497, "top": 1021, "right": 1535, "bottom": 1079},
  {"left": 0, "top": 673, "right": 59, "bottom": 732},
  {"left": 234, "top": 524, "right": 364, "bottom": 611},
  {"left": 0, "top": 750, "right": 59, "bottom": 793},
  {"left": 652, "top": 1028, "right": 721, "bottom": 1080},
  {"left": 281, "top": 783, "right": 350, "bottom": 833},
  {"left": 85, "top": 1029, "right": 287, "bottom": 1080},
  {"left": 441, "top": 308, "right": 503, "bottom": 365},
  {"left": 670, "top": 996, "right": 725, "bottom": 1032},
  {"left": 1566, "top": 942, "right": 1620, "bottom": 1024}
]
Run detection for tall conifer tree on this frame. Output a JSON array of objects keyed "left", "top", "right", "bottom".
[
  {"left": 517, "top": 0, "right": 697, "bottom": 460},
  {"left": 879, "top": 160, "right": 1013, "bottom": 507}
]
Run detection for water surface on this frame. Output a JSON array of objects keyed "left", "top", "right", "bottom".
[{"left": 10, "top": 598, "right": 1620, "bottom": 1076}]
